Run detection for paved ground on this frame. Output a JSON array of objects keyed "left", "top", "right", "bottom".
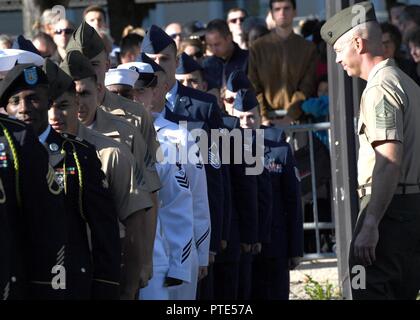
[{"left": 289, "top": 259, "right": 341, "bottom": 300}]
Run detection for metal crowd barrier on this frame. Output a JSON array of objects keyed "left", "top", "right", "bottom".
[{"left": 282, "top": 121, "right": 336, "bottom": 261}]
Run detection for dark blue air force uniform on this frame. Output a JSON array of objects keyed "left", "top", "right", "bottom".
[
  {"left": 252, "top": 126, "right": 304, "bottom": 300},
  {"left": 213, "top": 114, "right": 259, "bottom": 300}
]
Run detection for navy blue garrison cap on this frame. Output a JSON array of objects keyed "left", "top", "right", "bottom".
[
  {"left": 141, "top": 25, "right": 176, "bottom": 54},
  {"left": 176, "top": 52, "right": 202, "bottom": 75},
  {"left": 233, "top": 89, "right": 259, "bottom": 112},
  {"left": 227, "top": 70, "right": 252, "bottom": 92},
  {"left": 13, "top": 35, "right": 42, "bottom": 56},
  {"left": 137, "top": 52, "right": 164, "bottom": 73}
]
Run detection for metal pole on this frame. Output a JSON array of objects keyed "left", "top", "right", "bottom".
[
  {"left": 308, "top": 130, "right": 321, "bottom": 255},
  {"left": 325, "top": 0, "right": 361, "bottom": 300}
]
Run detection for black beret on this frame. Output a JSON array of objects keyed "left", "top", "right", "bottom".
[{"left": 0, "top": 63, "right": 48, "bottom": 108}]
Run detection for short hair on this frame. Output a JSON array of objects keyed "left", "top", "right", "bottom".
[
  {"left": 270, "top": 0, "right": 296, "bottom": 10},
  {"left": 227, "top": 7, "right": 249, "bottom": 18},
  {"left": 406, "top": 27, "right": 420, "bottom": 47},
  {"left": 83, "top": 5, "right": 107, "bottom": 22},
  {"left": 399, "top": 5, "right": 420, "bottom": 26},
  {"left": 0, "top": 34, "right": 12, "bottom": 48},
  {"left": 206, "top": 19, "right": 231, "bottom": 38},
  {"left": 32, "top": 32, "right": 57, "bottom": 49},
  {"left": 120, "top": 33, "right": 143, "bottom": 57},
  {"left": 351, "top": 21, "right": 384, "bottom": 56},
  {"left": 380, "top": 22, "right": 402, "bottom": 52},
  {"left": 179, "top": 38, "right": 205, "bottom": 57}
]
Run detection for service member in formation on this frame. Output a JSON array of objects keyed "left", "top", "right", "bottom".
[
  {"left": 45, "top": 58, "right": 155, "bottom": 299},
  {"left": 0, "top": 61, "right": 68, "bottom": 299},
  {"left": 2, "top": 62, "right": 121, "bottom": 299},
  {"left": 232, "top": 89, "right": 303, "bottom": 300},
  {"left": 141, "top": 24, "right": 226, "bottom": 299},
  {"left": 60, "top": 50, "right": 159, "bottom": 293}
]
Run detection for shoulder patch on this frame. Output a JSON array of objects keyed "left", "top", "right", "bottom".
[{"left": 375, "top": 96, "right": 396, "bottom": 129}]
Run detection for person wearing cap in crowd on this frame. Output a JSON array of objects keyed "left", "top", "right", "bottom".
[
  {"left": 2, "top": 61, "right": 121, "bottom": 299},
  {"left": 141, "top": 25, "right": 226, "bottom": 300},
  {"left": 165, "top": 23, "right": 183, "bottom": 49},
  {"left": 105, "top": 67, "right": 139, "bottom": 100},
  {"left": 212, "top": 99, "right": 259, "bottom": 300},
  {"left": 176, "top": 52, "right": 208, "bottom": 92},
  {"left": 66, "top": 20, "right": 161, "bottom": 205},
  {"left": 65, "top": 22, "right": 161, "bottom": 284},
  {"left": 223, "top": 69, "right": 252, "bottom": 115},
  {"left": 175, "top": 52, "right": 222, "bottom": 107},
  {"left": 321, "top": 1, "right": 420, "bottom": 300},
  {"left": 232, "top": 89, "right": 303, "bottom": 300},
  {"left": 141, "top": 27, "right": 223, "bottom": 299},
  {"left": 120, "top": 53, "right": 211, "bottom": 300},
  {"left": 203, "top": 19, "right": 248, "bottom": 90},
  {"left": 46, "top": 56, "right": 154, "bottom": 300},
  {"left": 0, "top": 63, "right": 70, "bottom": 299},
  {"left": 65, "top": 21, "right": 160, "bottom": 182},
  {"left": 248, "top": 0, "right": 317, "bottom": 126},
  {"left": 117, "top": 53, "right": 162, "bottom": 107},
  {"left": 60, "top": 50, "right": 159, "bottom": 292}
]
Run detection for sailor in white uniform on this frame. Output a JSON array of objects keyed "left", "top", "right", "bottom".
[{"left": 119, "top": 57, "right": 211, "bottom": 300}]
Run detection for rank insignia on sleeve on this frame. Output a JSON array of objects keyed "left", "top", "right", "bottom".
[
  {"left": 175, "top": 162, "right": 190, "bottom": 189},
  {"left": 375, "top": 97, "right": 396, "bottom": 129},
  {"left": 208, "top": 142, "right": 221, "bottom": 169}
]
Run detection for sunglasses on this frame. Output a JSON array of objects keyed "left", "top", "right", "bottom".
[
  {"left": 54, "top": 28, "right": 74, "bottom": 35},
  {"left": 228, "top": 17, "right": 245, "bottom": 24},
  {"left": 169, "top": 33, "right": 182, "bottom": 40}
]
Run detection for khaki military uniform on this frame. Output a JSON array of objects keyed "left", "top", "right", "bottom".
[
  {"left": 101, "top": 89, "right": 160, "bottom": 163},
  {"left": 92, "top": 108, "right": 161, "bottom": 193},
  {"left": 77, "top": 124, "right": 153, "bottom": 223},
  {"left": 357, "top": 59, "right": 420, "bottom": 192},
  {"left": 351, "top": 59, "right": 420, "bottom": 300}
]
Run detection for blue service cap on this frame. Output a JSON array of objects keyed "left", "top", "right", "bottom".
[
  {"left": 141, "top": 25, "right": 176, "bottom": 54},
  {"left": 227, "top": 70, "right": 252, "bottom": 92},
  {"left": 176, "top": 52, "right": 202, "bottom": 75},
  {"left": 233, "top": 89, "right": 259, "bottom": 112}
]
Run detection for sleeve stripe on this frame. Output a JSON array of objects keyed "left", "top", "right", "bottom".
[
  {"left": 182, "top": 242, "right": 192, "bottom": 258},
  {"left": 181, "top": 247, "right": 191, "bottom": 263},
  {"left": 183, "top": 238, "right": 192, "bottom": 252},
  {"left": 196, "top": 228, "right": 210, "bottom": 247}
]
